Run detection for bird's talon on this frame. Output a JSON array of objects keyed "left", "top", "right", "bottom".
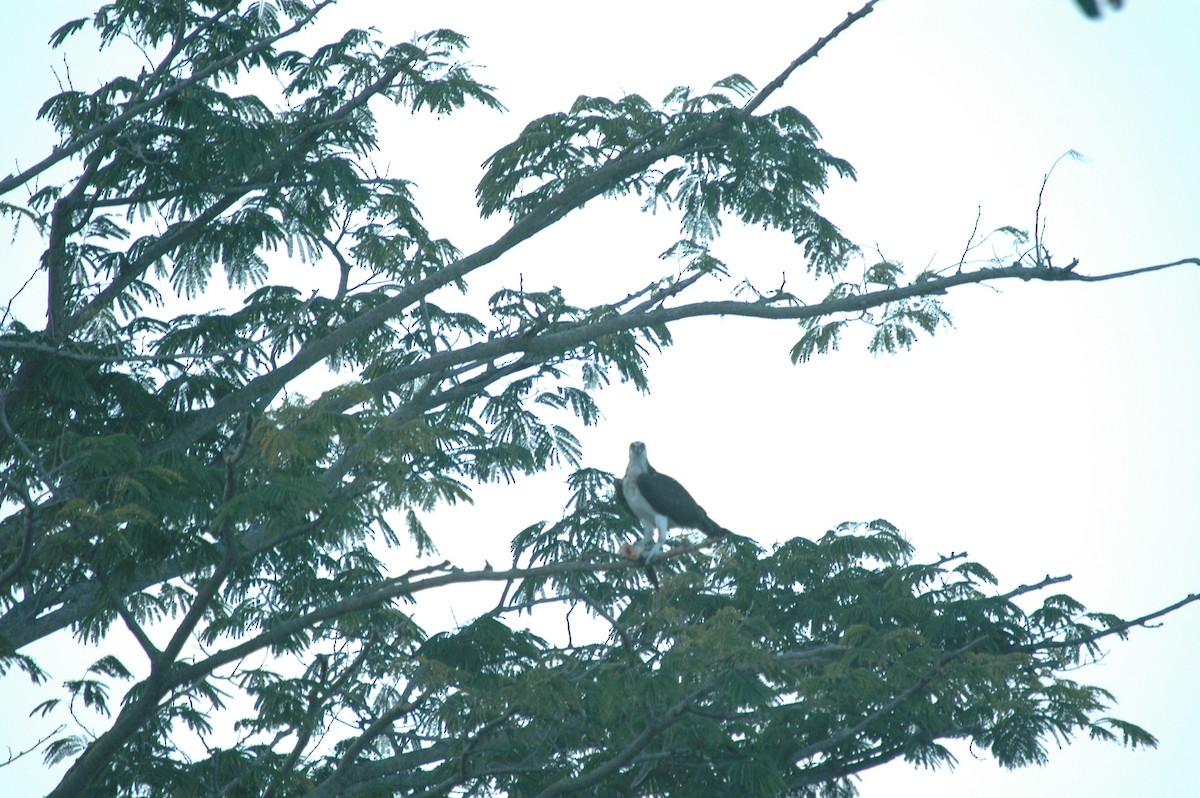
[{"left": 643, "top": 542, "right": 664, "bottom": 563}]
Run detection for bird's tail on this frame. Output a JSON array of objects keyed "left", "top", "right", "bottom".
[{"left": 701, "top": 518, "right": 733, "bottom": 539}]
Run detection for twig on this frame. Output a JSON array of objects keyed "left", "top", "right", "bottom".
[
  {"left": 930, "top": 551, "right": 969, "bottom": 568},
  {"left": 1032, "top": 150, "right": 1083, "bottom": 267},
  {"left": 570, "top": 589, "right": 640, "bottom": 660},
  {"left": 1053, "top": 257, "right": 1199, "bottom": 283},
  {"left": 0, "top": 265, "right": 43, "bottom": 328},
  {"left": 0, "top": 725, "right": 66, "bottom": 769},
  {"left": 957, "top": 206, "right": 982, "bottom": 272}
]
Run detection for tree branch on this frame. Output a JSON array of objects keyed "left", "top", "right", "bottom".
[
  {"left": 306, "top": 685, "right": 427, "bottom": 798},
  {"left": 168, "top": 556, "right": 650, "bottom": 689},
  {"left": 8, "top": 255, "right": 1193, "bottom": 653},
  {"left": 143, "top": 0, "right": 896, "bottom": 457},
  {"left": 317, "top": 257, "right": 1200, "bottom": 431},
  {"left": 789, "top": 635, "right": 987, "bottom": 763},
  {"left": 531, "top": 681, "right": 718, "bottom": 798},
  {"left": 1024, "top": 592, "right": 1200, "bottom": 654}
]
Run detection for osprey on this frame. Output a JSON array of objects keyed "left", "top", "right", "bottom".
[{"left": 614, "top": 441, "right": 733, "bottom": 561}]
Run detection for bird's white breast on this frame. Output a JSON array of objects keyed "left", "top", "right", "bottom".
[{"left": 622, "top": 474, "right": 659, "bottom": 524}]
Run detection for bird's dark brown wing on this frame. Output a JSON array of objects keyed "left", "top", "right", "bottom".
[{"left": 636, "top": 471, "right": 729, "bottom": 537}]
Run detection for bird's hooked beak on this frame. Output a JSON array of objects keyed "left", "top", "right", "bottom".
[{"left": 629, "top": 441, "right": 647, "bottom": 464}]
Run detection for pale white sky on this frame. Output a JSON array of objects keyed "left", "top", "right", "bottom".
[{"left": 2, "top": 1, "right": 1198, "bottom": 796}]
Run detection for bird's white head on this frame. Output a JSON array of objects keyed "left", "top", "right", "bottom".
[{"left": 628, "top": 441, "right": 649, "bottom": 469}]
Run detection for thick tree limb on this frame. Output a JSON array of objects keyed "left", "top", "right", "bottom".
[{"left": 43, "top": 550, "right": 237, "bottom": 798}]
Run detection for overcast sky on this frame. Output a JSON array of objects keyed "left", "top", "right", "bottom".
[{"left": 2, "top": 1, "right": 1198, "bottom": 796}]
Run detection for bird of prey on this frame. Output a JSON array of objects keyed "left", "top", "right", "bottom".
[
  {"left": 1073, "top": 0, "right": 1123, "bottom": 18},
  {"left": 614, "top": 441, "right": 733, "bottom": 561}
]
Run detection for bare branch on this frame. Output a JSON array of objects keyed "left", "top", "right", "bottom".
[
  {"left": 1053, "top": 257, "right": 1199, "bottom": 282},
  {"left": 741, "top": 1, "right": 884, "bottom": 116},
  {"left": 958, "top": 206, "right": 982, "bottom": 272},
  {"left": 1033, "top": 150, "right": 1084, "bottom": 267},
  {"left": 97, "top": 576, "right": 161, "bottom": 663},
  {"left": 0, "top": 725, "right": 65, "bottom": 769},
  {"left": 312, "top": 256, "right": 1200, "bottom": 436},
  {"left": 998, "top": 572, "right": 1073, "bottom": 602}
]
